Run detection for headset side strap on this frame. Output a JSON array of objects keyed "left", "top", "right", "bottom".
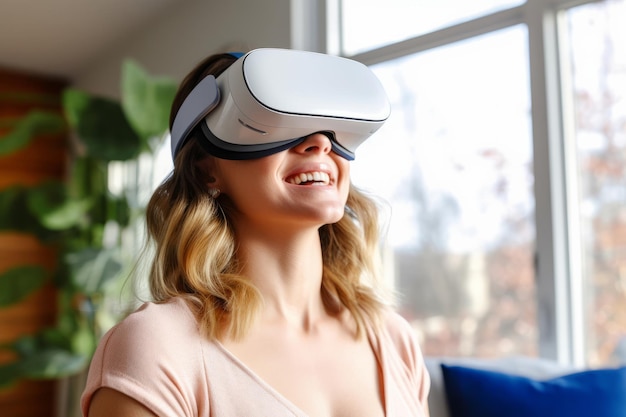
[{"left": 170, "top": 75, "right": 220, "bottom": 158}]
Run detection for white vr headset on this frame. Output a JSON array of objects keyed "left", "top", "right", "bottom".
[{"left": 170, "top": 48, "right": 390, "bottom": 161}]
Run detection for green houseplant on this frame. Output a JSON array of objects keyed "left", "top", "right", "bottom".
[{"left": 0, "top": 60, "right": 177, "bottom": 392}]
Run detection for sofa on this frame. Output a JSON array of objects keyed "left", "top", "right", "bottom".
[{"left": 424, "top": 356, "right": 626, "bottom": 417}]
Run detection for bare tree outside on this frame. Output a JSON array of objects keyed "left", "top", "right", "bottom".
[{"left": 565, "top": 0, "right": 626, "bottom": 366}]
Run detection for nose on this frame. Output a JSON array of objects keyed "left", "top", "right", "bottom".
[{"left": 292, "top": 132, "right": 333, "bottom": 155}]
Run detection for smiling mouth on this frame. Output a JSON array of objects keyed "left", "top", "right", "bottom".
[{"left": 286, "top": 171, "right": 331, "bottom": 186}]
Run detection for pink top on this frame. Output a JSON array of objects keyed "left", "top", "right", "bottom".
[{"left": 81, "top": 297, "right": 430, "bottom": 416}]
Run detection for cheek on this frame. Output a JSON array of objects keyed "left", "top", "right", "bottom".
[
  {"left": 338, "top": 161, "right": 351, "bottom": 201},
  {"left": 215, "top": 158, "right": 278, "bottom": 197}
]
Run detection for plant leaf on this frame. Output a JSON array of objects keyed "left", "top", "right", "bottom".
[
  {"left": 70, "top": 322, "right": 97, "bottom": 358},
  {"left": 0, "top": 186, "right": 62, "bottom": 240},
  {"left": 0, "top": 266, "right": 47, "bottom": 308},
  {"left": 9, "top": 334, "right": 39, "bottom": 357},
  {"left": 0, "top": 345, "right": 87, "bottom": 387},
  {"left": 0, "top": 362, "right": 21, "bottom": 388},
  {"left": 66, "top": 92, "right": 142, "bottom": 161},
  {"left": 5, "top": 330, "right": 68, "bottom": 357},
  {"left": 62, "top": 89, "right": 91, "bottom": 129},
  {"left": 40, "top": 326, "right": 73, "bottom": 352},
  {"left": 68, "top": 156, "right": 108, "bottom": 199},
  {"left": 0, "top": 186, "right": 25, "bottom": 229},
  {"left": 17, "top": 349, "right": 87, "bottom": 379},
  {"left": 121, "top": 60, "right": 177, "bottom": 147},
  {"left": 65, "top": 247, "right": 123, "bottom": 294},
  {"left": 107, "top": 194, "right": 131, "bottom": 227},
  {"left": 25, "top": 181, "right": 93, "bottom": 230},
  {"left": 79, "top": 97, "right": 142, "bottom": 161},
  {"left": 0, "top": 111, "right": 65, "bottom": 156}
]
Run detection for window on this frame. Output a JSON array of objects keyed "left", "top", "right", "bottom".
[
  {"left": 351, "top": 26, "right": 535, "bottom": 357},
  {"left": 331, "top": 0, "right": 626, "bottom": 366},
  {"left": 560, "top": 0, "right": 626, "bottom": 366},
  {"left": 340, "top": 0, "right": 525, "bottom": 55}
]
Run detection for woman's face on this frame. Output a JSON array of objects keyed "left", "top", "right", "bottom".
[{"left": 209, "top": 133, "right": 350, "bottom": 230}]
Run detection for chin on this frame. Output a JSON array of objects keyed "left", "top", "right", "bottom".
[{"left": 323, "top": 207, "right": 347, "bottom": 224}]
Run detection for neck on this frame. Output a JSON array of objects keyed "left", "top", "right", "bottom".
[{"left": 235, "top": 223, "right": 327, "bottom": 329}]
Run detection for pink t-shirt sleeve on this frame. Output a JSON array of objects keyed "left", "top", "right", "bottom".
[
  {"left": 381, "top": 311, "right": 431, "bottom": 416},
  {"left": 81, "top": 300, "right": 207, "bottom": 417}
]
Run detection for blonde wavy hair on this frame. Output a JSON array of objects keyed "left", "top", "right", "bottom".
[{"left": 145, "top": 53, "right": 389, "bottom": 340}]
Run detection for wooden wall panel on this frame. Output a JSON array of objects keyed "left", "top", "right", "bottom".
[{"left": 0, "top": 67, "right": 68, "bottom": 417}]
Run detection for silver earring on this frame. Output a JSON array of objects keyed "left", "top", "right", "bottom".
[{"left": 209, "top": 188, "right": 221, "bottom": 199}]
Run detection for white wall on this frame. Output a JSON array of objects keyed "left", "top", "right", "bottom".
[{"left": 74, "top": 0, "right": 292, "bottom": 97}]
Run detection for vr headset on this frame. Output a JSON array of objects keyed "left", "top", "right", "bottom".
[{"left": 170, "top": 48, "right": 390, "bottom": 161}]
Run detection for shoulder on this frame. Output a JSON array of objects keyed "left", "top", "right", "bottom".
[
  {"left": 112, "top": 297, "right": 198, "bottom": 334},
  {"left": 82, "top": 297, "right": 206, "bottom": 416},
  {"left": 89, "top": 298, "right": 203, "bottom": 375},
  {"left": 380, "top": 310, "right": 421, "bottom": 356},
  {"left": 100, "top": 297, "right": 200, "bottom": 355},
  {"left": 375, "top": 309, "right": 431, "bottom": 411},
  {"left": 100, "top": 297, "right": 202, "bottom": 365},
  {"left": 375, "top": 309, "right": 427, "bottom": 378}
]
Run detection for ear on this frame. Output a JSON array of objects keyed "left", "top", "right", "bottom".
[{"left": 195, "top": 155, "right": 223, "bottom": 189}]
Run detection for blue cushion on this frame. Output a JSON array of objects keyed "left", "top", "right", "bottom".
[{"left": 441, "top": 363, "right": 626, "bottom": 417}]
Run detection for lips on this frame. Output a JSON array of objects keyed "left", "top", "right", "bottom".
[{"left": 286, "top": 171, "right": 331, "bottom": 185}]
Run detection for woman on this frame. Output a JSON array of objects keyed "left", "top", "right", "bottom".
[{"left": 81, "top": 49, "right": 430, "bottom": 417}]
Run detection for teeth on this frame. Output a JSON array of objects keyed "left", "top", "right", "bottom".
[{"left": 287, "top": 171, "right": 330, "bottom": 185}]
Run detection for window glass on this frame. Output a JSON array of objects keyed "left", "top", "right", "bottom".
[
  {"left": 351, "top": 26, "right": 536, "bottom": 357},
  {"left": 340, "top": 0, "right": 525, "bottom": 56},
  {"left": 562, "top": 0, "right": 626, "bottom": 366}
]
